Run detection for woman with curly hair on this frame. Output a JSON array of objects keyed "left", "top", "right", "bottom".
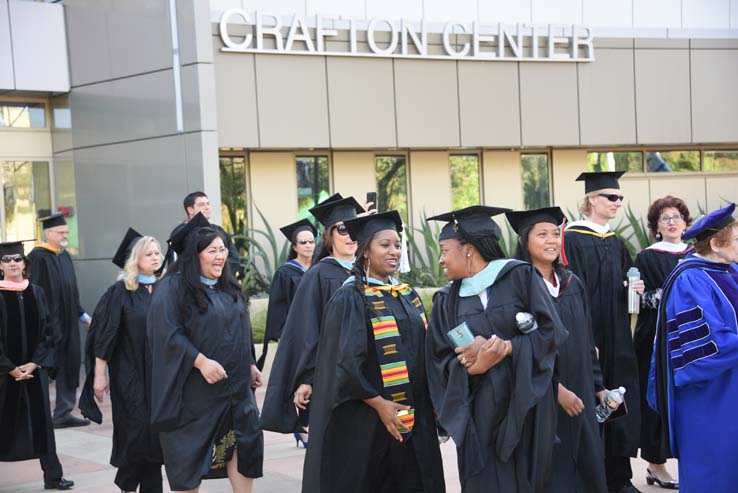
[{"left": 633, "top": 196, "right": 692, "bottom": 489}]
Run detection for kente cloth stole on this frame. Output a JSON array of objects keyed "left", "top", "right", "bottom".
[{"left": 364, "top": 284, "right": 427, "bottom": 434}]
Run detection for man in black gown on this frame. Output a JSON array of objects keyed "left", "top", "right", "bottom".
[
  {"left": 564, "top": 172, "right": 644, "bottom": 493},
  {"left": 28, "top": 213, "right": 91, "bottom": 429}
]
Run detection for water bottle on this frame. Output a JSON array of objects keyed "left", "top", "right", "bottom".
[
  {"left": 595, "top": 387, "right": 626, "bottom": 423},
  {"left": 515, "top": 312, "right": 538, "bottom": 334},
  {"left": 627, "top": 267, "right": 641, "bottom": 314}
]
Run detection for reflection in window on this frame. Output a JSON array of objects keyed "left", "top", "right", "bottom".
[
  {"left": 375, "top": 156, "right": 408, "bottom": 223},
  {"left": 296, "top": 156, "right": 330, "bottom": 220},
  {"left": 646, "top": 151, "right": 700, "bottom": 172},
  {"left": 704, "top": 151, "right": 738, "bottom": 172},
  {"left": 0, "top": 103, "right": 46, "bottom": 128},
  {"left": 53, "top": 159, "right": 79, "bottom": 256},
  {"left": 521, "top": 154, "right": 550, "bottom": 210},
  {"left": 219, "top": 155, "right": 248, "bottom": 235},
  {"left": 587, "top": 152, "right": 643, "bottom": 173},
  {"left": 450, "top": 155, "right": 481, "bottom": 210},
  {"left": 2, "top": 162, "right": 51, "bottom": 245}
]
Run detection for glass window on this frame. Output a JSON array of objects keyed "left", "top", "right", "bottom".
[
  {"left": 219, "top": 155, "right": 248, "bottom": 235},
  {"left": 587, "top": 151, "right": 643, "bottom": 173},
  {"left": 450, "top": 155, "right": 481, "bottom": 210},
  {"left": 52, "top": 159, "right": 79, "bottom": 256},
  {"left": 0, "top": 103, "right": 46, "bottom": 128},
  {"left": 704, "top": 151, "right": 738, "bottom": 172},
  {"left": 521, "top": 154, "right": 550, "bottom": 210},
  {"left": 375, "top": 156, "right": 408, "bottom": 223},
  {"left": 296, "top": 156, "right": 330, "bottom": 220},
  {"left": 646, "top": 151, "right": 700, "bottom": 172},
  {"left": 1, "top": 161, "right": 51, "bottom": 245}
]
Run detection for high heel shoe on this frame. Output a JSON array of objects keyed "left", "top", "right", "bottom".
[
  {"left": 646, "top": 469, "right": 678, "bottom": 490},
  {"left": 294, "top": 432, "right": 308, "bottom": 449}
]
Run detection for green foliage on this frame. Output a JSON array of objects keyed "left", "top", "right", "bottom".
[
  {"left": 450, "top": 155, "right": 481, "bottom": 210},
  {"left": 400, "top": 214, "right": 447, "bottom": 288},
  {"left": 522, "top": 154, "right": 550, "bottom": 210},
  {"left": 250, "top": 307, "right": 266, "bottom": 343},
  {"left": 498, "top": 218, "right": 519, "bottom": 259},
  {"left": 376, "top": 156, "right": 409, "bottom": 223}
]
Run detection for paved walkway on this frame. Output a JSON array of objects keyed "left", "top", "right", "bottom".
[{"left": 1, "top": 343, "right": 677, "bottom": 492}]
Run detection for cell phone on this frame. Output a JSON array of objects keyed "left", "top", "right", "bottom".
[
  {"left": 447, "top": 321, "right": 475, "bottom": 348},
  {"left": 366, "top": 191, "right": 377, "bottom": 211}
]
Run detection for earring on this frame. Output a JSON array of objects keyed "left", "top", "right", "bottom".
[{"left": 655, "top": 232, "right": 663, "bottom": 241}]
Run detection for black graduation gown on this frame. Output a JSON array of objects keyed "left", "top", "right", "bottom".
[
  {"left": 260, "top": 257, "right": 351, "bottom": 433},
  {"left": 256, "top": 261, "right": 305, "bottom": 370},
  {"left": 302, "top": 282, "right": 445, "bottom": 493},
  {"left": 27, "top": 246, "right": 86, "bottom": 387},
  {"left": 426, "top": 261, "right": 567, "bottom": 493},
  {"left": 633, "top": 246, "right": 690, "bottom": 463},
  {"left": 79, "top": 281, "right": 162, "bottom": 467},
  {"left": 547, "top": 270, "right": 607, "bottom": 493},
  {"left": 0, "top": 284, "right": 56, "bottom": 461},
  {"left": 564, "top": 227, "right": 641, "bottom": 457},
  {"left": 146, "top": 274, "right": 263, "bottom": 491}
]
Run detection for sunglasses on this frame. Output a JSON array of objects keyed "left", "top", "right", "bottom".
[
  {"left": 598, "top": 193, "right": 624, "bottom": 202},
  {"left": 296, "top": 239, "right": 315, "bottom": 245},
  {"left": 1, "top": 255, "right": 24, "bottom": 264},
  {"left": 332, "top": 223, "right": 349, "bottom": 236}
]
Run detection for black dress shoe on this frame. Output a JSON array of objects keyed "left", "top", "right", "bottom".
[
  {"left": 53, "top": 416, "right": 90, "bottom": 429},
  {"left": 646, "top": 468, "right": 679, "bottom": 489},
  {"left": 44, "top": 477, "right": 74, "bottom": 490}
]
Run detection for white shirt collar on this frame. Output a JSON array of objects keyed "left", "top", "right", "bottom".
[{"left": 647, "top": 241, "right": 690, "bottom": 253}]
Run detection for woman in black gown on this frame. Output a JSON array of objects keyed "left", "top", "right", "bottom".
[
  {"left": 261, "top": 195, "right": 364, "bottom": 441},
  {"left": 256, "top": 219, "right": 317, "bottom": 371},
  {"left": 80, "top": 229, "right": 164, "bottom": 493},
  {"left": 425, "top": 206, "right": 567, "bottom": 492},
  {"left": 0, "top": 241, "right": 73, "bottom": 490},
  {"left": 147, "top": 223, "right": 263, "bottom": 493},
  {"left": 633, "top": 196, "right": 692, "bottom": 490},
  {"left": 303, "top": 210, "right": 445, "bottom": 493},
  {"left": 507, "top": 207, "right": 608, "bottom": 493}
]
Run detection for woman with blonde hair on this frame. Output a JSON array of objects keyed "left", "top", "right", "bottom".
[{"left": 80, "top": 229, "right": 164, "bottom": 493}]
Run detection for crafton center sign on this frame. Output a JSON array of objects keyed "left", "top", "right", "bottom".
[{"left": 219, "top": 10, "right": 596, "bottom": 62}]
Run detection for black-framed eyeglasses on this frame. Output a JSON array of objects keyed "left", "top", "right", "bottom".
[
  {"left": 658, "top": 214, "right": 684, "bottom": 224},
  {"left": 598, "top": 193, "right": 624, "bottom": 202},
  {"left": 333, "top": 223, "right": 349, "bottom": 236},
  {"left": 1, "top": 255, "right": 24, "bottom": 264},
  {"left": 296, "top": 239, "right": 315, "bottom": 245}
]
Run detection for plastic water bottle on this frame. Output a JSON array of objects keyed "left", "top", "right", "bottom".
[
  {"left": 595, "top": 387, "right": 626, "bottom": 423},
  {"left": 515, "top": 312, "right": 538, "bottom": 334},
  {"left": 627, "top": 267, "right": 641, "bottom": 314}
]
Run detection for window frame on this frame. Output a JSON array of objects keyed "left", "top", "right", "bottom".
[
  {"left": 0, "top": 97, "right": 50, "bottom": 132},
  {"left": 218, "top": 148, "right": 251, "bottom": 235},
  {"left": 520, "top": 149, "right": 553, "bottom": 210},
  {"left": 373, "top": 152, "right": 411, "bottom": 224},
  {"left": 449, "top": 152, "right": 483, "bottom": 210}
]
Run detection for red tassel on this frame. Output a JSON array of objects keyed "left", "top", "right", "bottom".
[{"left": 560, "top": 216, "right": 569, "bottom": 267}]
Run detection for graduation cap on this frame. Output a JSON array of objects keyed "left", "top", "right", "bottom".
[
  {"left": 280, "top": 219, "right": 318, "bottom": 243},
  {"left": 157, "top": 213, "right": 211, "bottom": 274},
  {"left": 344, "top": 210, "right": 403, "bottom": 244},
  {"left": 575, "top": 171, "right": 625, "bottom": 193},
  {"left": 0, "top": 241, "right": 26, "bottom": 257},
  {"left": 39, "top": 212, "right": 67, "bottom": 229},
  {"left": 112, "top": 228, "right": 143, "bottom": 269},
  {"left": 682, "top": 202, "right": 736, "bottom": 242},
  {"left": 427, "top": 205, "right": 511, "bottom": 242},
  {"left": 506, "top": 206, "right": 569, "bottom": 265},
  {"left": 309, "top": 195, "right": 364, "bottom": 229}
]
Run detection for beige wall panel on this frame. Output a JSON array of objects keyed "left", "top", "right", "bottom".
[
  {"left": 332, "top": 152, "right": 376, "bottom": 200},
  {"left": 519, "top": 63, "right": 579, "bottom": 146},
  {"left": 0, "top": 131, "right": 53, "bottom": 158},
  {"left": 619, "top": 177, "right": 651, "bottom": 235},
  {"left": 705, "top": 175, "right": 738, "bottom": 210},
  {"left": 551, "top": 149, "right": 587, "bottom": 218},
  {"left": 214, "top": 47, "right": 259, "bottom": 148},
  {"left": 647, "top": 174, "right": 707, "bottom": 219},
  {"left": 327, "top": 58, "right": 396, "bottom": 148},
  {"left": 394, "top": 60, "right": 460, "bottom": 148},
  {"left": 578, "top": 49, "right": 637, "bottom": 145},
  {"left": 458, "top": 62, "right": 521, "bottom": 147},
  {"left": 249, "top": 152, "right": 298, "bottom": 232},
  {"left": 409, "top": 151, "right": 452, "bottom": 226},
  {"left": 255, "top": 55, "right": 330, "bottom": 148},
  {"left": 634, "top": 49, "right": 691, "bottom": 144},
  {"left": 482, "top": 150, "right": 523, "bottom": 209},
  {"left": 691, "top": 50, "right": 738, "bottom": 143}
]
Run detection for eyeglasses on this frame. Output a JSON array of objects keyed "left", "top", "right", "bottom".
[
  {"left": 1, "top": 255, "right": 24, "bottom": 264},
  {"left": 333, "top": 223, "right": 349, "bottom": 236},
  {"left": 296, "top": 239, "right": 315, "bottom": 245},
  {"left": 658, "top": 214, "right": 684, "bottom": 224},
  {"left": 598, "top": 193, "right": 625, "bottom": 202}
]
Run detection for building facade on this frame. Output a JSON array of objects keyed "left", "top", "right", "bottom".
[{"left": 1, "top": 0, "right": 737, "bottom": 306}]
